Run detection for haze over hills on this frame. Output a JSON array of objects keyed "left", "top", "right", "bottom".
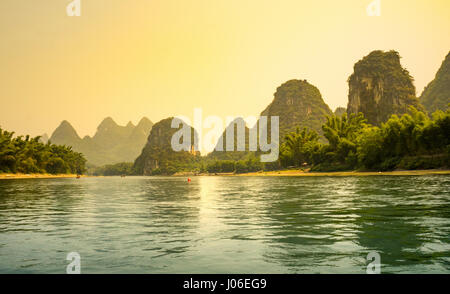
[
  {"left": 49, "top": 117, "right": 153, "bottom": 166},
  {"left": 420, "top": 51, "right": 450, "bottom": 113},
  {"left": 334, "top": 107, "right": 346, "bottom": 117},
  {"left": 38, "top": 133, "right": 49, "bottom": 144}
]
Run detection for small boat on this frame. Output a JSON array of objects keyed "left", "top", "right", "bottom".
[{"left": 76, "top": 175, "right": 81, "bottom": 179}]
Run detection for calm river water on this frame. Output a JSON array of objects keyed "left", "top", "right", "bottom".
[{"left": 0, "top": 176, "right": 449, "bottom": 273}]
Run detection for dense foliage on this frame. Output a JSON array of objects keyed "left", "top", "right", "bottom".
[
  {"left": 279, "top": 106, "right": 450, "bottom": 171},
  {"left": 204, "top": 155, "right": 264, "bottom": 174},
  {"left": 279, "top": 127, "right": 321, "bottom": 167},
  {"left": 0, "top": 128, "right": 86, "bottom": 174},
  {"left": 420, "top": 51, "right": 450, "bottom": 113},
  {"left": 132, "top": 107, "right": 449, "bottom": 176}
]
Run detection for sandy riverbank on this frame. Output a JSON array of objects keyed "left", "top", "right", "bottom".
[
  {"left": 0, "top": 174, "right": 86, "bottom": 180},
  {"left": 233, "top": 169, "right": 450, "bottom": 177},
  {"left": 174, "top": 169, "right": 450, "bottom": 177},
  {"left": 2, "top": 170, "right": 449, "bottom": 179}
]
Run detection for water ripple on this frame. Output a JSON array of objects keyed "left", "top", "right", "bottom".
[{"left": 0, "top": 175, "right": 449, "bottom": 273}]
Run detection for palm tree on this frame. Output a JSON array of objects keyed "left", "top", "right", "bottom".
[
  {"left": 282, "top": 127, "right": 319, "bottom": 166},
  {"left": 321, "top": 113, "right": 367, "bottom": 163}
]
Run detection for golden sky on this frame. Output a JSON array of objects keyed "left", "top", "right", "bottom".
[{"left": 0, "top": 0, "right": 449, "bottom": 137}]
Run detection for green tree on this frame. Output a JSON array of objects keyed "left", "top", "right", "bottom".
[
  {"left": 0, "top": 127, "right": 86, "bottom": 175},
  {"left": 280, "top": 127, "right": 321, "bottom": 167}
]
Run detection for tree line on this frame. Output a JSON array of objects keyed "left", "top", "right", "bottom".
[
  {"left": 79, "top": 106, "right": 450, "bottom": 176},
  {"left": 0, "top": 128, "right": 86, "bottom": 174},
  {"left": 89, "top": 162, "right": 134, "bottom": 176},
  {"left": 200, "top": 106, "right": 449, "bottom": 173},
  {"left": 279, "top": 106, "right": 450, "bottom": 171}
]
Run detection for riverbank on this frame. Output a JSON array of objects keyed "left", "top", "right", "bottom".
[
  {"left": 233, "top": 169, "right": 450, "bottom": 177},
  {"left": 0, "top": 173, "right": 85, "bottom": 180},
  {"left": 173, "top": 169, "right": 450, "bottom": 177},
  {"left": 5, "top": 170, "right": 448, "bottom": 179}
]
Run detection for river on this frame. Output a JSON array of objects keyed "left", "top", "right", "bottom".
[{"left": 0, "top": 176, "right": 449, "bottom": 273}]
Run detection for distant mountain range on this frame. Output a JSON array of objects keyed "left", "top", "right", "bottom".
[
  {"left": 47, "top": 49, "right": 449, "bottom": 172},
  {"left": 49, "top": 117, "right": 153, "bottom": 166}
]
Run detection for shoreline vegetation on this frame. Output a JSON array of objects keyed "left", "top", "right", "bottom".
[
  {"left": 89, "top": 106, "right": 450, "bottom": 177},
  {"left": 3, "top": 169, "right": 449, "bottom": 180},
  {"left": 173, "top": 169, "right": 450, "bottom": 177},
  {"left": 2, "top": 105, "right": 449, "bottom": 178},
  {"left": 232, "top": 169, "right": 450, "bottom": 177},
  {"left": 0, "top": 173, "right": 86, "bottom": 180},
  {"left": 0, "top": 128, "right": 87, "bottom": 175},
  {"left": 3, "top": 51, "right": 449, "bottom": 178}
]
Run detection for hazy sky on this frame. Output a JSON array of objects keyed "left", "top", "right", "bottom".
[{"left": 1, "top": 0, "right": 449, "bottom": 137}]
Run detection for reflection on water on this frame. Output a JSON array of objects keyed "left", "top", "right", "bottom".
[{"left": 0, "top": 176, "right": 449, "bottom": 273}]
